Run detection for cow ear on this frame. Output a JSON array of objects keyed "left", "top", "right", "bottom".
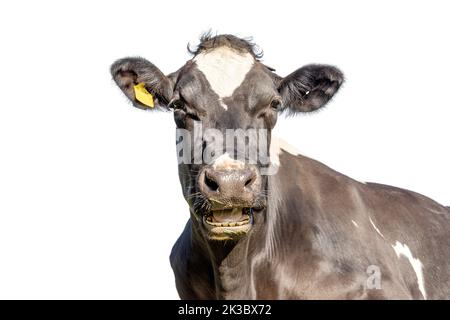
[
  {"left": 277, "top": 64, "right": 344, "bottom": 113},
  {"left": 110, "top": 57, "right": 174, "bottom": 110}
]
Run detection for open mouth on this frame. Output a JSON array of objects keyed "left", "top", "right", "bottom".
[
  {"left": 204, "top": 207, "right": 253, "bottom": 227},
  {"left": 202, "top": 208, "right": 254, "bottom": 240}
]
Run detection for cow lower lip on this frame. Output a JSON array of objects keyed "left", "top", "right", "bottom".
[{"left": 204, "top": 208, "right": 253, "bottom": 227}]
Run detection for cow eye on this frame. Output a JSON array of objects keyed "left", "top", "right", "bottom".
[
  {"left": 169, "top": 99, "right": 185, "bottom": 111},
  {"left": 270, "top": 99, "right": 281, "bottom": 110}
]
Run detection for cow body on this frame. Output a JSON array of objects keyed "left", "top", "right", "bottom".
[
  {"left": 111, "top": 33, "right": 449, "bottom": 300},
  {"left": 170, "top": 139, "right": 450, "bottom": 299}
]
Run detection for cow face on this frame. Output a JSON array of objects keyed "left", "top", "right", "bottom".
[{"left": 111, "top": 35, "right": 343, "bottom": 241}]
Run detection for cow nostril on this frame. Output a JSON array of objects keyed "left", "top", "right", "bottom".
[
  {"left": 245, "top": 177, "right": 255, "bottom": 188},
  {"left": 204, "top": 174, "right": 219, "bottom": 192}
]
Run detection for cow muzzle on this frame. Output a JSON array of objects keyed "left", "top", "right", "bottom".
[{"left": 197, "top": 164, "right": 262, "bottom": 240}]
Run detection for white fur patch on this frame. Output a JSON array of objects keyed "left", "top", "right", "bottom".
[
  {"left": 427, "top": 207, "right": 448, "bottom": 215},
  {"left": 392, "top": 241, "right": 427, "bottom": 299},
  {"left": 194, "top": 47, "right": 254, "bottom": 109},
  {"left": 269, "top": 137, "right": 302, "bottom": 167},
  {"left": 212, "top": 153, "right": 244, "bottom": 170},
  {"left": 369, "top": 217, "right": 385, "bottom": 238}
]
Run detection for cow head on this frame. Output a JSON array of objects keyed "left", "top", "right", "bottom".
[{"left": 111, "top": 34, "right": 343, "bottom": 241}]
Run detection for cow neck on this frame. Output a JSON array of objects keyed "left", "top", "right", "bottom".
[{"left": 189, "top": 204, "right": 271, "bottom": 296}]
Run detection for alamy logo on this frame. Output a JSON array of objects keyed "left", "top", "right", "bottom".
[
  {"left": 366, "top": 265, "right": 382, "bottom": 290},
  {"left": 175, "top": 122, "right": 278, "bottom": 175}
]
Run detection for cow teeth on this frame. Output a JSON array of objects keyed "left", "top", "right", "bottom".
[
  {"left": 204, "top": 210, "right": 252, "bottom": 227},
  {"left": 236, "top": 219, "right": 249, "bottom": 226},
  {"left": 205, "top": 218, "right": 250, "bottom": 227}
]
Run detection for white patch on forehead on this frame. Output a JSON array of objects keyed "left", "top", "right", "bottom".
[
  {"left": 193, "top": 47, "right": 254, "bottom": 109},
  {"left": 212, "top": 153, "right": 245, "bottom": 171},
  {"left": 369, "top": 217, "right": 385, "bottom": 238},
  {"left": 392, "top": 241, "right": 427, "bottom": 299},
  {"left": 218, "top": 98, "right": 228, "bottom": 110}
]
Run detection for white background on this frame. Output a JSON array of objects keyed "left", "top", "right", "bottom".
[{"left": 0, "top": 0, "right": 449, "bottom": 299}]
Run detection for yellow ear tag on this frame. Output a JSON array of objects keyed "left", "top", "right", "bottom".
[{"left": 133, "top": 82, "right": 155, "bottom": 108}]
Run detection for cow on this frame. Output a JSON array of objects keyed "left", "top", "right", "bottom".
[{"left": 110, "top": 33, "right": 450, "bottom": 299}]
